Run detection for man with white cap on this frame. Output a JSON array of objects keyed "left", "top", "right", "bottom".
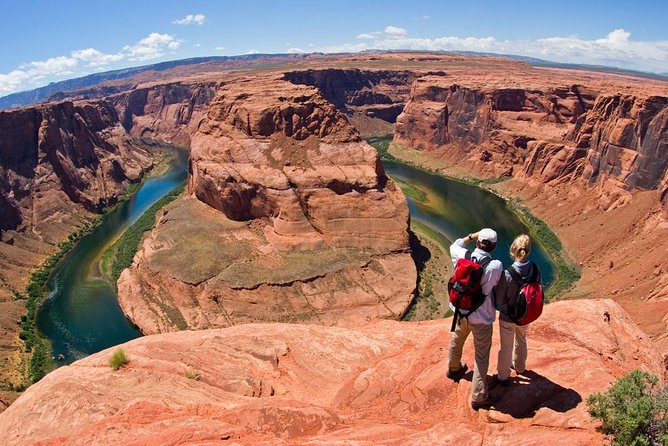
[{"left": 446, "top": 228, "right": 503, "bottom": 410}]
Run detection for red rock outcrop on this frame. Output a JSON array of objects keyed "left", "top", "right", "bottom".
[
  {"left": 0, "top": 100, "right": 153, "bottom": 236},
  {"left": 0, "top": 299, "right": 662, "bottom": 445},
  {"left": 117, "top": 75, "right": 415, "bottom": 334},
  {"left": 394, "top": 77, "right": 598, "bottom": 177}
]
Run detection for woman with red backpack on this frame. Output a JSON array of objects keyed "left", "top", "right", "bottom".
[{"left": 493, "top": 234, "right": 544, "bottom": 386}]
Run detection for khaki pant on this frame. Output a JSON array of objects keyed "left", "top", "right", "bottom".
[
  {"left": 497, "top": 318, "right": 528, "bottom": 380},
  {"left": 448, "top": 317, "right": 493, "bottom": 403}
]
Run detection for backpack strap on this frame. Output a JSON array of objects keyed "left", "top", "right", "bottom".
[
  {"left": 465, "top": 250, "right": 492, "bottom": 270},
  {"left": 477, "top": 256, "right": 492, "bottom": 269},
  {"left": 528, "top": 262, "right": 540, "bottom": 283},
  {"left": 508, "top": 262, "right": 540, "bottom": 285},
  {"left": 507, "top": 265, "right": 526, "bottom": 286}
]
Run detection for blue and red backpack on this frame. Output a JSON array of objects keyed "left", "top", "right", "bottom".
[{"left": 506, "top": 263, "right": 544, "bottom": 325}]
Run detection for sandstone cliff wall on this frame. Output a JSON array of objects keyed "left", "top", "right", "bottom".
[
  {"left": 111, "top": 81, "right": 219, "bottom": 146},
  {"left": 394, "top": 76, "right": 667, "bottom": 212},
  {"left": 0, "top": 100, "right": 153, "bottom": 237},
  {"left": 0, "top": 100, "right": 156, "bottom": 402}
]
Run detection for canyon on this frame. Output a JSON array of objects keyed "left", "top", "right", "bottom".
[
  {"left": 0, "top": 52, "right": 666, "bottom": 441},
  {"left": 0, "top": 299, "right": 662, "bottom": 445}
]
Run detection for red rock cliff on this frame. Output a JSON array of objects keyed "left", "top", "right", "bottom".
[
  {"left": 283, "top": 68, "right": 417, "bottom": 124},
  {"left": 0, "top": 100, "right": 153, "bottom": 235},
  {"left": 117, "top": 75, "right": 416, "bottom": 334}
]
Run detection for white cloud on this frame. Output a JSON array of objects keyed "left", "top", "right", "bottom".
[
  {"left": 420, "top": 15, "right": 430, "bottom": 20},
  {"left": 193, "top": 43, "right": 201, "bottom": 48},
  {"left": 215, "top": 46, "right": 225, "bottom": 51},
  {"left": 0, "top": 71, "right": 29, "bottom": 95},
  {"left": 287, "top": 47, "right": 304, "bottom": 53},
  {"left": 385, "top": 26, "right": 407, "bottom": 37},
  {"left": 123, "top": 33, "right": 181, "bottom": 61},
  {"left": 1, "top": 55, "right": 82, "bottom": 94},
  {"left": 21, "top": 56, "right": 79, "bottom": 75},
  {"left": 245, "top": 49, "right": 260, "bottom": 55},
  {"left": 356, "top": 33, "right": 379, "bottom": 39},
  {"left": 71, "top": 48, "right": 124, "bottom": 66},
  {"left": 316, "top": 28, "right": 668, "bottom": 73},
  {"left": 173, "top": 14, "right": 206, "bottom": 26},
  {"left": 0, "top": 32, "right": 186, "bottom": 95}
]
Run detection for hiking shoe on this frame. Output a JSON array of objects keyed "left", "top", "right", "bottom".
[
  {"left": 493, "top": 374, "right": 510, "bottom": 387},
  {"left": 446, "top": 363, "right": 468, "bottom": 381},
  {"left": 471, "top": 394, "right": 500, "bottom": 411}
]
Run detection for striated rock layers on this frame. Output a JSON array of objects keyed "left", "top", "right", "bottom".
[
  {"left": 391, "top": 66, "right": 668, "bottom": 354},
  {"left": 111, "top": 81, "right": 219, "bottom": 146},
  {"left": 394, "top": 75, "right": 668, "bottom": 213},
  {"left": 0, "top": 100, "right": 154, "bottom": 297},
  {"left": 283, "top": 69, "right": 417, "bottom": 134},
  {"left": 117, "top": 75, "right": 415, "bottom": 334},
  {"left": 0, "top": 299, "right": 663, "bottom": 445},
  {"left": 0, "top": 100, "right": 152, "bottom": 234}
]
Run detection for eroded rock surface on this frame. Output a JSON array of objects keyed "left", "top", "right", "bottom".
[
  {"left": 118, "top": 76, "right": 415, "bottom": 334},
  {"left": 0, "top": 299, "right": 662, "bottom": 445}
]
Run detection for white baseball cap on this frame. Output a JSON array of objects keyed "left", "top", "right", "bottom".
[{"left": 479, "top": 228, "right": 497, "bottom": 243}]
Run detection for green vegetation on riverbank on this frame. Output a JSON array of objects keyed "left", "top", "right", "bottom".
[
  {"left": 402, "top": 220, "right": 452, "bottom": 321},
  {"left": 17, "top": 218, "right": 102, "bottom": 386},
  {"left": 365, "top": 134, "right": 581, "bottom": 301},
  {"left": 16, "top": 147, "right": 177, "bottom": 387},
  {"left": 101, "top": 182, "right": 185, "bottom": 286}
]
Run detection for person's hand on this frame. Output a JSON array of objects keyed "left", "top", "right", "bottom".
[{"left": 469, "top": 231, "right": 480, "bottom": 240}]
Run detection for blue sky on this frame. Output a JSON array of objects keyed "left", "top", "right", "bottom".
[{"left": 1, "top": 0, "right": 667, "bottom": 95}]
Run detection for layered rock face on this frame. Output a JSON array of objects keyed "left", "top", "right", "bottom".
[
  {"left": 117, "top": 76, "right": 415, "bottom": 334},
  {"left": 284, "top": 69, "right": 416, "bottom": 121},
  {"left": 0, "top": 99, "right": 155, "bottom": 400},
  {"left": 112, "top": 81, "right": 219, "bottom": 146},
  {"left": 0, "top": 299, "right": 662, "bottom": 445},
  {"left": 0, "top": 101, "right": 152, "bottom": 227},
  {"left": 394, "top": 76, "right": 667, "bottom": 211},
  {"left": 395, "top": 78, "right": 597, "bottom": 177},
  {"left": 0, "top": 100, "right": 153, "bottom": 289}
]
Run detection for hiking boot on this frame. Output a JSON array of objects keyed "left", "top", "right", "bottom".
[
  {"left": 471, "top": 394, "right": 500, "bottom": 411},
  {"left": 493, "top": 374, "right": 510, "bottom": 387},
  {"left": 446, "top": 363, "right": 468, "bottom": 381}
]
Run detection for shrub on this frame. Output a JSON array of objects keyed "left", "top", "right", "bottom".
[
  {"left": 184, "top": 369, "right": 201, "bottom": 380},
  {"left": 587, "top": 370, "right": 668, "bottom": 446},
  {"left": 108, "top": 348, "right": 129, "bottom": 371}
]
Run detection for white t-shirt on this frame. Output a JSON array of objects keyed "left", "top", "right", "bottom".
[{"left": 449, "top": 238, "right": 503, "bottom": 325}]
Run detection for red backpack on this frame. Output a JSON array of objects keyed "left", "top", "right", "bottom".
[
  {"left": 506, "top": 263, "right": 543, "bottom": 325},
  {"left": 448, "top": 251, "right": 491, "bottom": 331}
]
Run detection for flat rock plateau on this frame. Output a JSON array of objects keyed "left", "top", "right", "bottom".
[
  {"left": 0, "top": 300, "right": 663, "bottom": 445},
  {"left": 0, "top": 52, "right": 666, "bottom": 443}
]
